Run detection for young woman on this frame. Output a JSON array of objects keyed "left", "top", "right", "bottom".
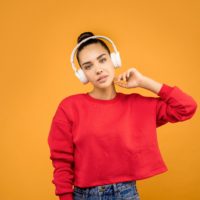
[{"left": 47, "top": 32, "right": 197, "bottom": 200}]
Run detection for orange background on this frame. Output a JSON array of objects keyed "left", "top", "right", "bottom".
[{"left": 0, "top": 0, "right": 199, "bottom": 200}]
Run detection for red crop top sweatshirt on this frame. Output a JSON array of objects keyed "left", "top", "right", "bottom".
[{"left": 47, "top": 83, "right": 197, "bottom": 200}]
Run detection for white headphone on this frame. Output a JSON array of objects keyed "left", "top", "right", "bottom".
[{"left": 70, "top": 35, "right": 122, "bottom": 84}]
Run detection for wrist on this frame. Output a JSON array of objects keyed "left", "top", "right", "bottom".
[
  {"left": 138, "top": 75, "right": 149, "bottom": 88},
  {"left": 138, "top": 76, "right": 163, "bottom": 94}
]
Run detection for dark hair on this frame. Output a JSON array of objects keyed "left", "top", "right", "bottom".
[{"left": 76, "top": 31, "right": 111, "bottom": 68}]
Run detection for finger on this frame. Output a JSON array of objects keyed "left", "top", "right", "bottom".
[
  {"left": 120, "top": 82, "right": 128, "bottom": 88},
  {"left": 118, "top": 74, "right": 123, "bottom": 82},
  {"left": 115, "top": 81, "right": 128, "bottom": 88},
  {"left": 128, "top": 68, "right": 136, "bottom": 77},
  {"left": 127, "top": 68, "right": 134, "bottom": 75},
  {"left": 123, "top": 73, "right": 127, "bottom": 82},
  {"left": 115, "top": 81, "right": 122, "bottom": 87},
  {"left": 127, "top": 69, "right": 133, "bottom": 76},
  {"left": 126, "top": 72, "right": 130, "bottom": 79}
]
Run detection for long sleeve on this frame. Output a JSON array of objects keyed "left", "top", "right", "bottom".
[
  {"left": 156, "top": 84, "right": 197, "bottom": 127},
  {"left": 47, "top": 104, "right": 74, "bottom": 200}
]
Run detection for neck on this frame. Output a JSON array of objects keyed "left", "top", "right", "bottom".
[{"left": 89, "top": 82, "right": 117, "bottom": 100}]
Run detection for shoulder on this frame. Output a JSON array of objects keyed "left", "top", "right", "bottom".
[
  {"left": 58, "top": 93, "right": 84, "bottom": 107},
  {"left": 53, "top": 93, "right": 84, "bottom": 122}
]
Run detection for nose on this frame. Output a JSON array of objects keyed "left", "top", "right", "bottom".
[
  {"left": 95, "top": 65, "right": 103, "bottom": 74},
  {"left": 95, "top": 63, "right": 103, "bottom": 73},
  {"left": 96, "top": 68, "right": 103, "bottom": 75}
]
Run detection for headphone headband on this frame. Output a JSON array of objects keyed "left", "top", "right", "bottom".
[{"left": 70, "top": 35, "right": 119, "bottom": 71}]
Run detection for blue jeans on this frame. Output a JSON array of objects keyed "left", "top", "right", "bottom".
[{"left": 73, "top": 180, "right": 140, "bottom": 200}]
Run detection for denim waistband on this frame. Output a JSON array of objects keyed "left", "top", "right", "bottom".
[{"left": 74, "top": 180, "right": 136, "bottom": 195}]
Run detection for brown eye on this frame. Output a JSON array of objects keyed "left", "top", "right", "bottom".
[
  {"left": 84, "top": 65, "right": 91, "bottom": 70},
  {"left": 100, "top": 58, "right": 106, "bottom": 63}
]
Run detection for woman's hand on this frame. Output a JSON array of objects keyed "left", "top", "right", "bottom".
[
  {"left": 114, "top": 67, "right": 163, "bottom": 94},
  {"left": 114, "top": 67, "right": 145, "bottom": 88}
]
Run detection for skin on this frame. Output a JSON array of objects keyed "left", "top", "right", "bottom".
[{"left": 78, "top": 43, "right": 163, "bottom": 100}]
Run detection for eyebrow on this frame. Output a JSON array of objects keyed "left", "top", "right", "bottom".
[{"left": 81, "top": 53, "right": 106, "bottom": 67}]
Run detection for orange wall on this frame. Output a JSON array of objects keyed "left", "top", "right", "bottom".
[{"left": 0, "top": 0, "right": 199, "bottom": 200}]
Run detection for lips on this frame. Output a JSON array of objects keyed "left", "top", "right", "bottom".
[{"left": 97, "top": 75, "right": 108, "bottom": 82}]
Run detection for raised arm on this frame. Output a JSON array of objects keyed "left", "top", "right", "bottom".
[
  {"left": 154, "top": 83, "right": 197, "bottom": 127},
  {"left": 138, "top": 74, "right": 197, "bottom": 127},
  {"left": 114, "top": 67, "right": 198, "bottom": 127}
]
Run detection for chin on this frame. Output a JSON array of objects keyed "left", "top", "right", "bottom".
[{"left": 96, "top": 81, "right": 113, "bottom": 89}]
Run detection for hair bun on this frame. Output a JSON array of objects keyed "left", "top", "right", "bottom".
[{"left": 77, "top": 31, "right": 94, "bottom": 44}]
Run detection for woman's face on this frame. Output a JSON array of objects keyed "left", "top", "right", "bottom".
[{"left": 78, "top": 43, "right": 115, "bottom": 89}]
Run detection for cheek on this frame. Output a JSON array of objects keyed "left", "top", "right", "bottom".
[
  {"left": 85, "top": 72, "right": 97, "bottom": 82},
  {"left": 107, "top": 68, "right": 115, "bottom": 82},
  {"left": 109, "top": 66, "right": 115, "bottom": 75},
  {"left": 83, "top": 71, "right": 92, "bottom": 81}
]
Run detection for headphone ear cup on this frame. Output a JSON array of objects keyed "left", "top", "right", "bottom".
[
  {"left": 75, "top": 68, "right": 89, "bottom": 84},
  {"left": 110, "top": 52, "right": 121, "bottom": 68},
  {"left": 110, "top": 52, "right": 117, "bottom": 67},
  {"left": 115, "top": 51, "right": 122, "bottom": 67}
]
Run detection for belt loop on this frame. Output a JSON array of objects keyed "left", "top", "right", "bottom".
[
  {"left": 98, "top": 185, "right": 105, "bottom": 192},
  {"left": 113, "top": 183, "right": 118, "bottom": 192}
]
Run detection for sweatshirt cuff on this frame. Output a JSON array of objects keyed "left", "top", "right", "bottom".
[
  {"left": 157, "top": 83, "right": 174, "bottom": 99},
  {"left": 59, "top": 193, "right": 73, "bottom": 200}
]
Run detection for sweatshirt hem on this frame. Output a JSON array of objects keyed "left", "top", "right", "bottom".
[
  {"left": 74, "top": 167, "right": 168, "bottom": 188},
  {"left": 59, "top": 193, "right": 73, "bottom": 200}
]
